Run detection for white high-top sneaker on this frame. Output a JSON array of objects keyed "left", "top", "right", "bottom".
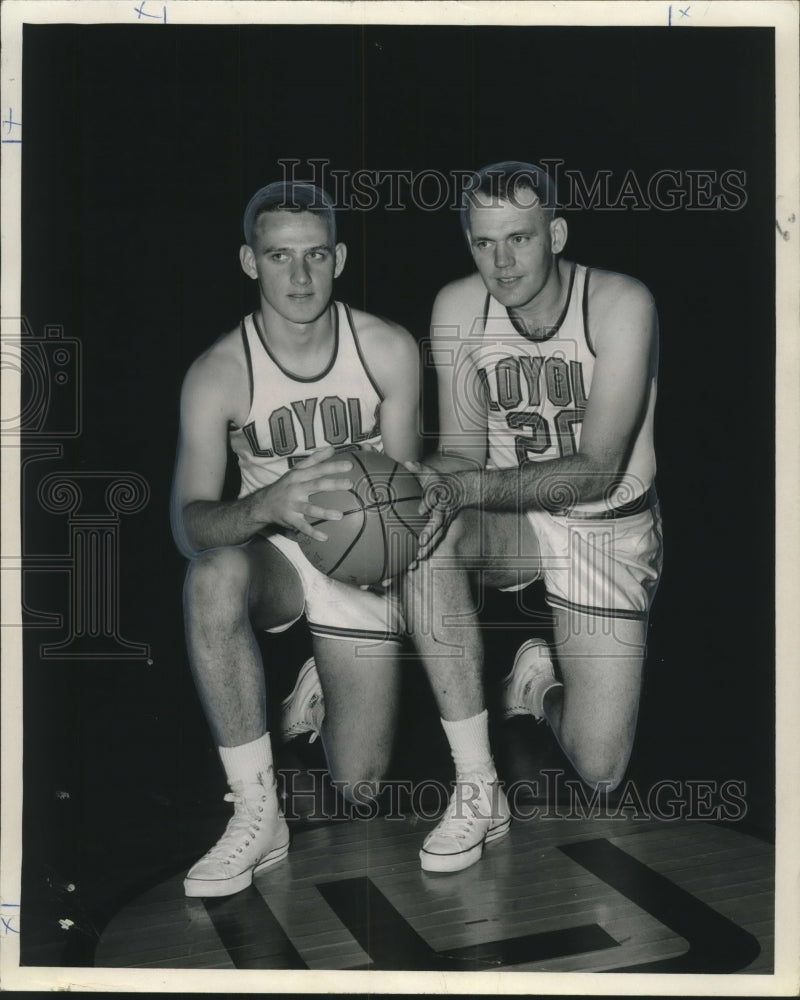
[
  {"left": 280, "top": 658, "right": 324, "bottom": 744},
  {"left": 184, "top": 779, "right": 289, "bottom": 897},
  {"left": 419, "top": 771, "right": 511, "bottom": 873},
  {"left": 501, "top": 639, "right": 560, "bottom": 721}
]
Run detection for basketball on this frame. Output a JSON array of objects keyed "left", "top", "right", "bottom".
[{"left": 297, "top": 448, "right": 425, "bottom": 587}]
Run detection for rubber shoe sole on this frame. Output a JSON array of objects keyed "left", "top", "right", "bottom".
[
  {"left": 419, "top": 817, "right": 511, "bottom": 874},
  {"left": 183, "top": 838, "right": 290, "bottom": 898}
]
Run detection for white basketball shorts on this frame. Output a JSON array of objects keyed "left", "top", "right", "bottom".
[{"left": 263, "top": 531, "right": 404, "bottom": 642}]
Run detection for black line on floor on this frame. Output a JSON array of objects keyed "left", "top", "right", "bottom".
[
  {"left": 319, "top": 875, "right": 619, "bottom": 970},
  {"left": 317, "top": 876, "right": 435, "bottom": 969},
  {"left": 441, "top": 923, "right": 619, "bottom": 968},
  {"left": 560, "top": 837, "right": 762, "bottom": 973},
  {"left": 203, "top": 885, "right": 306, "bottom": 969}
]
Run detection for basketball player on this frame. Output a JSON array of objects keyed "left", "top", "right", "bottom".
[
  {"left": 403, "top": 161, "right": 662, "bottom": 873},
  {"left": 171, "top": 181, "right": 421, "bottom": 897}
]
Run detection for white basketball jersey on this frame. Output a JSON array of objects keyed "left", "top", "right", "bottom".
[
  {"left": 471, "top": 262, "right": 656, "bottom": 514},
  {"left": 230, "top": 302, "right": 383, "bottom": 497}
]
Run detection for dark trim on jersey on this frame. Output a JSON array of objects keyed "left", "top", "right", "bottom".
[
  {"left": 545, "top": 593, "right": 650, "bottom": 621},
  {"left": 346, "top": 302, "right": 386, "bottom": 403},
  {"left": 240, "top": 318, "right": 255, "bottom": 413},
  {"left": 491, "top": 261, "right": 577, "bottom": 343},
  {"left": 308, "top": 623, "right": 403, "bottom": 642},
  {"left": 251, "top": 304, "right": 340, "bottom": 383},
  {"left": 551, "top": 486, "right": 658, "bottom": 520},
  {"left": 546, "top": 261, "right": 577, "bottom": 340},
  {"left": 582, "top": 266, "right": 597, "bottom": 357}
]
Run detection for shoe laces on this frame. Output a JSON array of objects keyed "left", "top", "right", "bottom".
[
  {"left": 285, "top": 691, "right": 322, "bottom": 744},
  {"left": 505, "top": 675, "right": 535, "bottom": 714},
  {"left": 204, "top": 783, "right": 268, "bottom": 863},
  {"left": 435, "top": 776, "right": 493, "bottom": 842},
  {"left": 507, "top": 658, "right": 550, "bottom": 720},
  {"left": 520, "top": 676, "right": 544, "bottom": 718}
]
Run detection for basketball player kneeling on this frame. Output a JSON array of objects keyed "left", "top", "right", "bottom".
[
  {"left": 401, "top": 161, "right": 662, "bottom": 875},
  {"left": 171, "top": 181, "right": 421, "bottom": 897}
]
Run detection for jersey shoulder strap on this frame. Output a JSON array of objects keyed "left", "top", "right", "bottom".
[{"left": 337, "top": 301, "right": 385, "bottom": 402}]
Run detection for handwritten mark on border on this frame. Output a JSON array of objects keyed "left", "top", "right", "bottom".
[
  {"left": 1, "top": 903, "right": 20, "bottom": 935},
  {"left": 2, "top": 108, "right": 21, "bottom": 144},
  {"left": 134, "top": 2, "right": 167, "bottom": 23}
]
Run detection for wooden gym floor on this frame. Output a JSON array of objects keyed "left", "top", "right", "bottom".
[{"left": 95, "top": 814, "right": 773, "bottom": 974}]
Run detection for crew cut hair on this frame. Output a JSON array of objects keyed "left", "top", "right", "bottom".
[
  {"left": 243, "top": 181, "right": 337, "bottom": 247},
  {"left": 460, "top": 160, "right": 559, "bottom": 240}
]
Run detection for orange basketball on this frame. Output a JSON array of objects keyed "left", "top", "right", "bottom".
[{"left": 297, "top": 448, "right": 425, "bottom": 587}]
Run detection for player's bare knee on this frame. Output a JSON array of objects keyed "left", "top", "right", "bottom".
[
  {"left": 343, "top": 775, "right": 383, "bottom": 806},
  {"left": 582, "top": 768, "right": 625, "bottom": 794},
  {"left": 184, "top": 545, "right": 251, "bottom": 610},
  {"left": 562, "top": 737, "right": 628, "bottom": 793},
  {"left": 329, "top": 751, "right": 388, "bottom": 805},
  {"left": 330, "top": 764, "right": 384, "bottom": 805},
  {"left": 574, "top": 755, "right": 628, "bottom": 793}
]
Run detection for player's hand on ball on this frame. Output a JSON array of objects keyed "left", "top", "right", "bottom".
[
  {"left": 259, "top": 446, "right": 354, "bottom": 541},
  {"left": 297, "top": 448, "right": 424, "bottom": 586},
  {"left": 403, "top": 460, "right": 464, "bottom": 565}
]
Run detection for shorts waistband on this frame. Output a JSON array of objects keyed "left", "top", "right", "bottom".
[{"left": 552, "top": 486, "right": 658, "bottom": 520}]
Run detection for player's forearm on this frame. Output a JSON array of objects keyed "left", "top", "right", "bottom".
[
  {"left": 177, "top": 493, "right": 271, "bottom": 557},
  {"left": 426, "top": 451, "right": 485, "bottom": 475},
  {"left": 458, "top": 454, "right": 620, "bottom": 513}
]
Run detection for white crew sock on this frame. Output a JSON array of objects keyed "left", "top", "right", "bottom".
[
  {"left": 218, "top": 733, "right": 274, "bottom": 791},
  {"left": 440, "top": 710, "right": 496, "bottom": 779}
]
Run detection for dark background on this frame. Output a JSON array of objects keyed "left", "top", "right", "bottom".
[{"left": 17, "top": 23, "right": 774, "bottom": 965}]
